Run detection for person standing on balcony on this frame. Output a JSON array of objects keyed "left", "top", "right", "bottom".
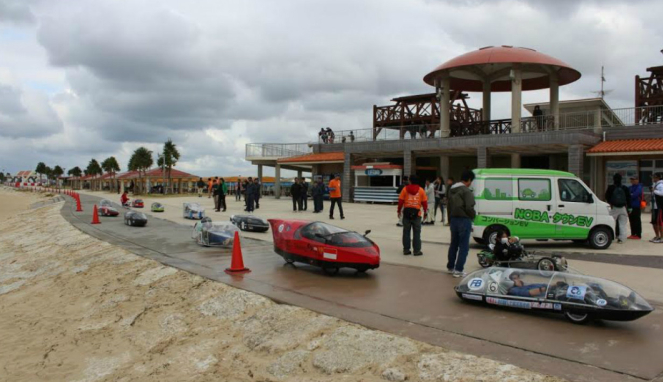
[
  {"left": 447, "top": 170, "right": 476, "bottom": 277},
  {"left": 533, "top": 105, "right": 544, "bottom": 131},
  {"left": 397, "top": 174, "right": 428, "bottom": 256},
  {"left": 605, "top": 173, "right": 631, "bottom": 244},
  {"left": 349, "top": 131, "right": 355, "bottom": 142},
  {"left": 326, "top": 127, "right": 335, "bottom": 144},
  {"left": 328, "top": 174, "right": 344, "bottom": 219},
  {"left": 628, "top": 176, "right": 643, "bottom": 240},
  {"left": 434, "top": 176, "right": 446, "bottom": 224},
  {"left": 319, "top": 128, "right": 327, "bottom": 144}
]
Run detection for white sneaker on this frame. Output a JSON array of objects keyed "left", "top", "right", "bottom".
[
  {"left": 452, "top": 271, "right": 467, "bottom": 278},
  {"left": 652, "top": 238, "right": 662, "bottom": 243},
  {"left": 446, "top": 268, "right": 454, "bottom": 274}
]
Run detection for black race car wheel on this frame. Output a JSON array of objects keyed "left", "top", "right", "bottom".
[
  {"left": 589, "top": 227, "right": 612, "bottom": 250},
  {"left": 477, "top": 253, "right": 493, "bottom": 268},
  {"left": 565, "top": 311, "right": 592, "bottom": 324},
  {"left": 322, "top": 267, "right": 339, "bottom": 276},
  {"left": 285, "top": 257, "right": 295, "bottom": 264},
  {"left": 537, "top": 257, "right": 556, "bottom": 273}
]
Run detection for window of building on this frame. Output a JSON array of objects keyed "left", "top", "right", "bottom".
[
  {"left": 518, "top": 178, "right": 551, "bottom": 201},
  {"left": 482, "top": 179, "right": 513, "bottom": 200},
  {"left": 558, "top": 179, "right": 592, "bottom": 203}
]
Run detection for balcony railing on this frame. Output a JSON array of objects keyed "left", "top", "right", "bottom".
[
  {"left": 317, "top": 105, "right": 663, "bottom": 144},
  {"left": 245, "top": 143, "right": 312, "bottom": 159}
]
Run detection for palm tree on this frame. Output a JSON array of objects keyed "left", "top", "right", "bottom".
[
  {"left": 162, "top": 139, "right": 180, "bottom": 193},
  {"left": 128, "top": 147, "right": 153, "bottom": 194},
  {"left": 86, "top": 159, "right": 102, "bottom": 190},
  {"left": 101, "top": 156, "right": 121, "bottom": 192}
]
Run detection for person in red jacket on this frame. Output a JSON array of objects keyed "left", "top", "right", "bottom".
[
  {"left": 120, "top": 191, "right": 130, "bottom": 206},
  {"left": 397, "top": 174, "right": 428, "bottom": 256}
]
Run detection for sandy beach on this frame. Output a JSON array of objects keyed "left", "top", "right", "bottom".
[
  {"left": 0, "top": 187, "right": 566, "bottom": 381},
  {"left": 0, "top": 187, "right": 43, "bottom": 221}
]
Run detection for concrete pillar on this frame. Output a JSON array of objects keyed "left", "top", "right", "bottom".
[
  {"left": 257, "top": 164, "right": 263, "bottom": 185},
  {"left": 439, "top": 155, "right": 450, "bottom": 179},
  {"left": 568, "top": 145, "right": 584, "bottom": 179},
  {"left": 550, "top": 72, "right": 559, "bottom": 130},
  {"left": 439, "top": 73, "right": 451, "bottom": 138},
  {"left": 404, "top": 149, "right": 415, "bottom": 177},
  {"left": 593, "top": 109, "right": 602, "bottom": 134},
  {"left": 482, "top": 81, "right": 491, "bottom": 122},
  {"left": 511, "top": 66, "right": 522, "bottom": 133},
  {"left": 511, "top": 153, "right": 521, "bottom": 169},
  {"left": 274, "top": 164, "right": 281, "bottom": 199},
  {"left": 311, "top": 164, "right": 320, "bottom": 180},
  {"left": 342, "top": 152, "right": 352, "bottom": 202},
  {"left": 297, "top": 169, "right": 303, "bottom": 179},
  {"left": 589, "top": 156, "right": 598, "bottom": 192},
  {"left": 477, "top": 147, "right": 490, "bottom": 168}
]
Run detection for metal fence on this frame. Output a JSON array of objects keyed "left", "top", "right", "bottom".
[
  {"left": 245, "top": 143, "right": 312, "bottom": 159},
  {"left": 317, "top": 105, "right": 663, "bottom": 144}
]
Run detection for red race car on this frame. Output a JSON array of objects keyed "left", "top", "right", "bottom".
[
  {"left": 97, "top": 205, "right": 120, "bottom": 217},
  {"left": 268, "top": 219, "right": 380, "bottom": 275},
  {"left": 131, "top": 199, "right": 144, "bottom": 208}
]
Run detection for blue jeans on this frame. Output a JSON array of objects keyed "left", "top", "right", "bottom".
[
  {"left": 447, "top": 217, "right": 472, "bottom": 272},
  {"left": 509, "top": 284, "right": 547, "bottom": 297}
]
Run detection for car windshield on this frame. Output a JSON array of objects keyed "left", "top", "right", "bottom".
[
  {"left": 100, "top": 199, "right": 112, "bottom": 207},
  {"left": 301, "top": 222, "right": 372, "bottom": 247}
]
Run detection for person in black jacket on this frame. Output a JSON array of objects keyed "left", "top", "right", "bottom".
[
  {"left": 312, "top": 178, "right": 325, "bottom": 213},
  {"left": 605, "top": 173, "right": 631, "bottom": 244},
  {"left": 254, "top": 179, "right": 261, "bottom": 209},
  {"left": 300, "top": 177, "right": 308, "bottom": 211},
  {"left": 245, "top": 177, "right": 256, "bottom": 213},
  {"left": 290, "top": 178, "right": 303, "bottom": 212}
]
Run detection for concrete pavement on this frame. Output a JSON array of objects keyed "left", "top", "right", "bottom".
[{"left": 61, "top": 191, "right": 663, "bottom": 381}]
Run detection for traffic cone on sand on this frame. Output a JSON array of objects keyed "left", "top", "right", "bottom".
[
  {"left": 91, "top": 204, "right": 101, "bottom": 224},
  {"left": 225, "top": 231, "right": 251, "bottom": 274}
]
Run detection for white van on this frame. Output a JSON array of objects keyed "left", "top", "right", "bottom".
[{"left": 471, "top": 169, "right": 615, "bottom": 249}]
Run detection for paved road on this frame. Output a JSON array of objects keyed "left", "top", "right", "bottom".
[{"left": 60, "top": 193, "right": 663, "bottom": 382}]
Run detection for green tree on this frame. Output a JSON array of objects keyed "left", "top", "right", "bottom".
[
  {"left": 101, "top": 156, "right": 121, "bottom": 192},
  {"left": 68, "top": 166, "right": 82, "bottom": 177},
  {"left": 162, "top": 139, "right": 180, "bottom": 193},
  {"left": 86, "top": 159, "right": 102, "bottom": 190},
  {"left": 0, "top": 173, "right": 5, "bottom": 182},
  {"left": 128, "top": 147, "right": 153, "bottom": 194},
  {"left": 53, "top": 165, "right": 64, "bottom": 187}
]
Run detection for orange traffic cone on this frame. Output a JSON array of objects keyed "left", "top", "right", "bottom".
[
  {"left": 91, "top": 204, "right": 101, "bottom": 224},
  {"left": 75, "top": 196, "right": 83, "bottom": 212},
  {"left": 225, "top": 231, "right": 250, "bottom": 274}
]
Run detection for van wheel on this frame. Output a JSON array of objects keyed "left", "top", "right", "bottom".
[
  {"left": 589, "top": 227, "right": 612, "bottom": 250},
  {"left": 473, "top": 237, "right": 486, "bottom": 245},
  {"left": 483, "top": 226, "right": 507, "bottom": 247}
]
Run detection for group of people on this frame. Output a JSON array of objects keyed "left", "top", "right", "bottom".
[
  {"left": 290, "top": 174, "right": 344, "bottom": 219},
  {"left": 606, "top": 172, "right": 663, "bottom": 243},
  {"left": 194, "top": 176, "right": 262, "bottom": 213},
  {"left": 319, "top": 127, "right": 355, "bottom": 144},
  {"left": 397, "top": 170, "right": 476, "bottom": 278}
]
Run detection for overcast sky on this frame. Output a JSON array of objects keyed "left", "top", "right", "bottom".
[{"left": 1, "top": 0, "right": 662, "bottom": 177}]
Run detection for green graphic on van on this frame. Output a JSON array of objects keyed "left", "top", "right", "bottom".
[{"left": 514, "top": 208, "right": 594, "bottom": 227}]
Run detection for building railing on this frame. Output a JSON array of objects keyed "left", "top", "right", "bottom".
[
  {"left": 245, "top": 143, "right": 313, "bottom": 159},
  {"left": 317, "top": 105, "right": 663, "bottom": 144}
]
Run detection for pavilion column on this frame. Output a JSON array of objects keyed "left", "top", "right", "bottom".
[
  {"left": 477, "top": 147, "right": 491, "bottom": 169},
  {"left": 550, "top": 72, "right": 560, "bottom": 130},
  {"left": 511, "top": 153, "right": 521, "bottom": 169},
  {"left": 404, "top": 149, "right": 415, "bottom": 177},
  {"left": 482, "top": 80, "right": 491, "bottom": 122},
  {"left": 439, "top": 155, "right": 450, "bottom": 180},
  {"left": 274, "top": 164, "right": 281, "bottom": 199},
  {"left": 568, "top": 145, "right": 584, "bottom": 179},
  {"left": 297, "top": 169, "right": 303, "bottom": 179},
  {"left": 439, "top": 73, "right": 451, "bottom": 138},
  {"left": 257, "top": 164, "right": 263, "bottom": 185},
  {"left": 511, "top": 65, "right": 522, "bottom": 133},
  {"left": 342, "top": 152, "right": 352, "bottom": 202}
]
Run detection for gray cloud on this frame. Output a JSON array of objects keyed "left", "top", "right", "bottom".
[
  {"left": 0, "top": 0, "right": 35, "bottom": 24},
  {"left": 0, "top": 83, "right": 63, "bottom": 138}
]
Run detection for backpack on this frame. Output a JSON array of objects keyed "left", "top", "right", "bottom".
[{"left": 610, "top": 186, "right": 627, "bottom": 207}]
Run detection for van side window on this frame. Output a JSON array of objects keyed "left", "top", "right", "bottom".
[
  {"left": 517, "top": 179, "right": 551, "bottom": 201},
  {"left": 482, "top": 179, "right": 513, "bottom": 200},
  {"left": 558, "top": 179, "right": 592, "bottom": 203}
]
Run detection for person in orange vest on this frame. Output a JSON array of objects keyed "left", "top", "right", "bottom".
[
  {"left": 207, "top": 177, "right": 214, "bottom": 198},
  {"left": 397, "top": 174, "right": 428, "bottom": 256},
  {"left": 328, "top": 174, "right": 344, "bottom": 220}
]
